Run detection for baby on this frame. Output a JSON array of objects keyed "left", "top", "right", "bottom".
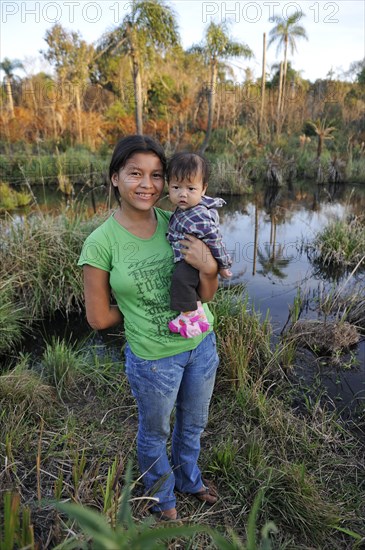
[{"left": 167, "top": 152, "right": 232, "bottom": 338}]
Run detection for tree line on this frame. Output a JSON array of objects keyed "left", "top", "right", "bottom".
[{"left": 1, "top": 0, "right": 365, "bottom": 165}]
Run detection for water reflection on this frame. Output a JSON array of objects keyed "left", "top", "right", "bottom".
[{"left": 218, "top": 182, "right": 365, "bottom": 413}]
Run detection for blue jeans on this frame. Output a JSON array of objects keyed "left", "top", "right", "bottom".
[{"left": 124, "top": 332, "right": 219, "bottom": 512}]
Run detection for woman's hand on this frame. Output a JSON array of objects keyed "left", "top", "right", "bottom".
[
  {"left": 180, "top": 235, "right": 216, "bottom": 274},
  {"left": 180, "top": 234, "right": 218, "bottom": 301}
]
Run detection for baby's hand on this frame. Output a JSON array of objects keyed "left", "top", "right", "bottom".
[{"left": 219, "top": 268, "right": 232, "bottom": 279}]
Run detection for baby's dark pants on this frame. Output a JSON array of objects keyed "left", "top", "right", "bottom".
[{"left": 170, "top": 260, "right": 200, "bottom": 312}]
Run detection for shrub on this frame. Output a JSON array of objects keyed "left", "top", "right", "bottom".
[{"left": 0, "top": 182, "right": 31, "bottom": 211}]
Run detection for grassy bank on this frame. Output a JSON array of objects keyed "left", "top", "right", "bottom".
[
  {"left": 1, "top": 134, "right": 365, "bottom": 199},
  {"left": 0, "top": 288, "right": 364, "bottom": 549},
  {"left": 0, "top": 147, "right": 109, "bottom": 187}
]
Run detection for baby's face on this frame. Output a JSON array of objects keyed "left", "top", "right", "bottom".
[{"left": 168, "top": 172, "right": 207, "bottom": 210}]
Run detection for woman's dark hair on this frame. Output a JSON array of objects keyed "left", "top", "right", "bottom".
[
  {"left": 109, "top": 135, "right": 167, "bottom": 204},
  {"left": 167, "top": 152, "right": 209, "bottom": 185}
]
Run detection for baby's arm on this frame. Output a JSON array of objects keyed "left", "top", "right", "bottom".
[{"left": 190, "top": 212, "right": 232, "bottom": 270}]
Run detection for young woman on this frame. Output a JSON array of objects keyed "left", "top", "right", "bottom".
[{"left": 78, "top": 135, "right": 219, "bottom": 520}]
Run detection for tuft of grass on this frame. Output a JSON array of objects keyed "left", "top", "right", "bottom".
[
  {"left": 52, "top": 462, "right": 277, "bottom": 550},
  {"left": 41, "top": 337, "right": 87, "bottom": 397},
  {"left": 0, "top": 280, "right": 27, "bottom": 354},
  {"left": 211, "top": 286, "right": 275, "bottom": 388},
  {"left": 310, "top": 215, "right": 365, "bottom": 271},
  {"left": 0, "top": 356, "right": 56, "bottom": 414}
]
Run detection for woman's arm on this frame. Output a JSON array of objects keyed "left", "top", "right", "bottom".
[
  {"left": 179, "top": 235, "right": 219, "bottom": 302},
  {"left": 83, "top": 265, "right": 123, "bottom": 330}
]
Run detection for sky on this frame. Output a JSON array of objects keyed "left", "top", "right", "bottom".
[{"left": 0, "top": 0, "right": 364, "bottom": 82}]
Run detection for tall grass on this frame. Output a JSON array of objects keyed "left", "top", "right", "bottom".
[
  {"left": 41, "top": 337, "right": 88, "bottom": 397},
  {"left": 210, "top": 287, "right": 275, "bottom": 388},
  {"left": 53, "top": 463, "right": 277, "bottom": 550},
  {"left": 207, "top": 287, "right": 365, "bottom": 547},
  {"left": 0, "top": 211, "right": 103, "bottom": 318},
  {"left": 0, "top": 357, "right": 56, "bottom": 415},
  {"left": 0, "top": 280, "right": 28, "bottom": 354}
]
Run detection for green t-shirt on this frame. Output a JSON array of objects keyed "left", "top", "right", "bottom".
[{"left": 78, "top": 208, "right": 213, "bottom": 360}]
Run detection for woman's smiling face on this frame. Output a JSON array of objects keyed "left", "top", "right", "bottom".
[{"left": 111, "top": 152, "right": 165, "bottom": 213}]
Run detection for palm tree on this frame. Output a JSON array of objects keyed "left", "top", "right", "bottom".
[
  {"left": 268, "top": 10, "right": 308, "bottom": 113},
  {"left": 99, "top": 0, "right": 179, "bottom": 134},
  {"left": 306, "top": 118, "right": 336, "bottom": 183},
  {"left": 308, "top": 118, "right": 336, "bottom": 159},
  {"left": 0, "top": 57, "right": 24, "bottom": 117},
  {"left": 190, "top": 22, "right": 253, "bottom": 154}
]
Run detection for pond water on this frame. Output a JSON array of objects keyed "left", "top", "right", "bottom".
[
  {"left": 11, "top": 181, "right": 365, "bottom": 416},
  {"left": 217, "top": 182, "right": 365, "bottom": 417}
]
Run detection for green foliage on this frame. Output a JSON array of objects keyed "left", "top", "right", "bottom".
[
  {"left": 42, "top": 24, "right": 94, "bottom": 85},
  {"left": 0, "top": 182, "right": 31, "bottom": 211},
  {"left": 203, "top": 22, "right": 253, "bottom": 61},
  {"left": 105, "top": 100, "right": 130, "bottom": 120},
  {"left": 0, "top": 58, "right": 24, "bottom": 78},
  {"left": 0, "top": 149, "right": 108, "bottom": 186},
  {"left": 268, "top": 11, "right": 308, "bottom": 58}
]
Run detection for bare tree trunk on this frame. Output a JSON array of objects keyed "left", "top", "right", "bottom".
[
  {"left": 259, "top": 32, "right": 267, "bottom": 142},
  {"left": 277, "top": 62, "right": 283, "bottom": 115},
  {"left": 193, "top": 95, "right": 203, "bottom": 127},
  {"left": 130, "top": 49, "right": 143, "bottom": 135},
  {"left": 127, "top": 24, "right": 143, "bottom": 135},
  {"left": 280, "top": 39, "right": 289, "bottom": 114},
  {"left": 5, "top": 78, "right": 15, "bottom": 117},
  {"left": 317, "top": 135, "right": 323, "bottom": 159},
  {"left": 75, "top": 86, "right": 83, "bottom": 143},
  {"left": 276, "top": 62, "right": 284, "bottom": 135},
  {"left": 200, "top": 58, "right": 217, "bottom": 154}
]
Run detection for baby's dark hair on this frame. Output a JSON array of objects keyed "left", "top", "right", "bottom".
[{"left": 167, "top": 152, "right": 209, "bottom": 185}]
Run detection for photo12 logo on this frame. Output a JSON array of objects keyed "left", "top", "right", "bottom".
[
  {"left": 201, "top": 1, "right": 340, "bottom": 24},
  {"left": 1, "top": 1, "right": 137, "bottom": 24}
]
